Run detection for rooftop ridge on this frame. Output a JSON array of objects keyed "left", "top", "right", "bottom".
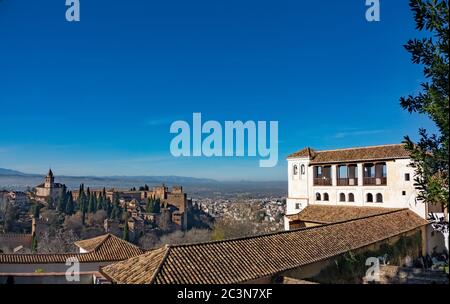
[
  {"left": 0, "top": 233, "right": 32, "bottom": 238},
  {"left": 148, "top": 245, "right": 171, "bottom": 284},
  {"left": 230, "top": 213, "right": 426, "bottom": 284},
  {"left": 168, "top": 208, "right": 411, "bottom": 249},
  {"left": 314, "top": 143, "right": 404, "bottom": 153},
  {"left": 1, "top": 233, "right": 146, "bottom": 264},
  {"left": 74, "top": 234, "right": 110, "bottom": 252},
  {"left": 104, "top": 233, "right": 144, "bottom": 252},
  {"left": 101, "top": 208, "right": 428, "bottom": 284}
]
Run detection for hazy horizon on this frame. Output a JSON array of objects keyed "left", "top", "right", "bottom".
[{"left": 0, "top": 0, "right": 435, "bottom": 180}]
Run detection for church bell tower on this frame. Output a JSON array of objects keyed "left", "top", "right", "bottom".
[{"left": 44, "top": 169, "right": 54, "bottom": 188}]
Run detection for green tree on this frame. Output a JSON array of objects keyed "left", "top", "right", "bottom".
[
  {"left": 123, "top": 221, "right": 129, "bottom": 241},
  {"left": 401, "top": 0, "right": 449, "bottom": 209},
  {"left": 65, "top": 192, "right": 75, "bottom": 215},
  {"left": 105, "top": 197, "right": 112, "bottom": 218},
  {"left": 146, "top": 197, "right": 155, "bottom": 213},
  {"left": 123, "top": 212, "right": 129, "bottom": 241},
  {"left": 31, "top": 233, "right": 38, "bottom": 253},
  {"left": 97, "top": 193, "right": 104, "bottom": 211},
  {"left": 88, "top": 192, "right": 97, "bottom": 214},
  {"left": 46, "top": 196, "right": 55, "bottom": 209},
  {"left": 56, "top": 189, "right": 67, "bottom": 214},
  {"left": 31, "top": 203, "right": 41, "bottom": 219},
  {"left": 76, "top": 184, "right": 85, "bottom": 212}
]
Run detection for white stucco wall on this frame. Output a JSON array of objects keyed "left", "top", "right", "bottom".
[{"left": 286, "top": 157, "right": 426, "bottom": 222}]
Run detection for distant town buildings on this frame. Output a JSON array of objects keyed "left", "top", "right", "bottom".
[{"left": 72, "top": 184, "right": 192, "bottom": 230}]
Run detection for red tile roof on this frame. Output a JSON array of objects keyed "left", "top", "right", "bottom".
[
  {"left": 0, "top": 234, "right": 145, "bottom": 264},
  {"left": 287, "top": 144, "right": 410, "bottom": 164},
  {"left": 0, "top": 234, "right": 33, "bottom": 250},
  {"left": 101, "top": 209, "right": 428, "bottom": 284},
  {"left": 286, "top": 205, "right": 403, "bottom": 224}
]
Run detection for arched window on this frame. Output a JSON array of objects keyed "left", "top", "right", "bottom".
[
  {"left": 293, "top": 165, "right": 298, "bottom": 176},
  {"left": 366, "top": 193, "right": 373, "bottom": 203},
  {"left": 376, "top": 193, "right": 383, "bottom": 203},
  {"left": 323, "top": 193, "right": 329, "bottom": 201},
  {"left": 300, "top": 164, "right": 306, "bottom": 175},
  {"left": 316, "top": 193, "right": 321, "bottom": 201},
  {"left": 348, "top": 193, "right": 355, "bottom": 202},
  {"left": 339, "top": 193, "right": 346, "bottom": 202}
]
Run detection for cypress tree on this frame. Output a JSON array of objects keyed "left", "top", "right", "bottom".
[
  {"left": 76, "top": 184, "right": 85, "bottom": 211},
  {"left": 65, "top": 192, "right": 75, "bottom": 215},
  {"left": 106, "top": 197, "right": 112, "bottom": 218},
  {"left": 97, "top": 193, "right": 104, "bottom": 210},
  {"left": 31, "top": 234, "right": 38, "bottom": 253},
  {"left": 88, "top": 192, "right": 97, "bottom": 214},
  {"left": 123, "top": 212, "right": 129, "bottom": 241},
  {"left": 146, "top": 197, "right": 154, "bottom": 213},
  {"left": 154, "top": 199, "right": 161, "bottom": 213},
  {"left": 31, "top": 203, "right": 40, "bottom": 219}
]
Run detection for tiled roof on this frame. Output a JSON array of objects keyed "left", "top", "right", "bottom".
[
  {"left": 286, "top": 205, "right": 403, "bottom": 224},
  {"left": 74, "top": 234, "right": 110, "bottom": 252},
  {"left": 287, "top": 147, "right": 315, "bottom": 158},
  {"left": 0, "top": 234, "right": 145, "bottom": 264},
  {"left": 100, "top": 246, "right": 169, "bottom": 284},
  {"left": 0, "top": 234, "right": 33, "bottom": 249},
  {"left": 287, "top": 144, "right": 410, "bottom": 164},
  {"left": 100, "top": 209, "right": 428, "bottom": 284}
]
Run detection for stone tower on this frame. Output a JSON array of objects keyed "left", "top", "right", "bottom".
[{"left": 44, "top": 169, "right": 54, "bottom": 189}]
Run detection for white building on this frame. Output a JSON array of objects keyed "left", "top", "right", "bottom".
[{"left": 284, "top": 144, "right": 448, "bottom": 253}]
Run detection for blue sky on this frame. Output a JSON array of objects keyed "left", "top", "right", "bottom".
[{"left": 0, "top": 0, "right": 435, "bottom": 181}]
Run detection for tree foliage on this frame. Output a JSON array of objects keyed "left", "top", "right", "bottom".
[{"left": 401, "top": 0, "right": 449, "bottom": 208}]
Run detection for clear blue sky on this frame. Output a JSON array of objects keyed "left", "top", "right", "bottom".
[{"left": 0, "top": 0, "right": 435, "bottom": 181}]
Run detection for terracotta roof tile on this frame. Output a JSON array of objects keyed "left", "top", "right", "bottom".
[
  {"left": 74, "top": 234, "right": 110, "bottom": 252},
  {"left": 287, "top": 144, "right": 410, "bottom": 164},
  {"left": 0, "top": 234, "right": 33, "bottom": 249},
  {"left": 0, "top": 234, "right": 145, "bottom": 264},
  {"left": 101, "top": 209, "right": 428, "bottom": 284},
  {"left": 286, "top": 205, "right": 403, "bottom": 224}
]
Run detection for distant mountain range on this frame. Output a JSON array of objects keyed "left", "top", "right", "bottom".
[
  {"left": 0, "top": 168, "right": 32, "bottom": 176},
  {"left": 0, "top": 167, "right": 218, "bottom": 187},
  {"left": 0, "top": 168, "right": 287, "bottom": 198}
]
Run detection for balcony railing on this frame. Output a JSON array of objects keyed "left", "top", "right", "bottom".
[
  {"left": 337, "top": 178, "right": 358, "bottom": 186},
  {"left": 314, "top": 177, "right": 332, "bottom": 186},
  {"left": 363, "top": 177, "right": 387, "bottom": 185}
]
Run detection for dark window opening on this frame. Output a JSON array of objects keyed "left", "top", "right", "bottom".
[
  {"left": 301, "top": 165, "right": 305, "bottom": 175},
  {"left": 348, "top": 193, "right": 355, "bottom": 202},
  {"left": 376, "top": 193, "right": 383, "bottom": 203}
]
